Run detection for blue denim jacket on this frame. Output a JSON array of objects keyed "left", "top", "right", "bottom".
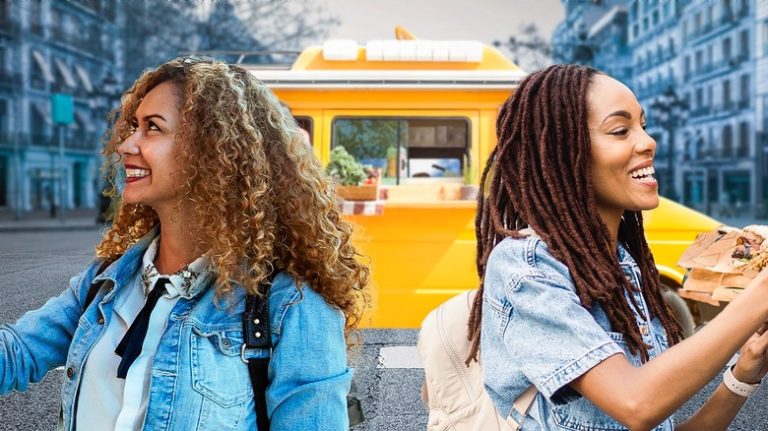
[
  {"left": 480, "top": 235, "right": 673, "bottom": 430},
  {"left": 0, "top": 228, "right": 352, "bottom": 430}
]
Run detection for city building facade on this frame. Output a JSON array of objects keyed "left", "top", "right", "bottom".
[
  {"left": 628, "top": 0, "right": 684, "bottom": 201},
  {"left": 757, "top": 1, "right": 768, "bottom": 216},
  {"left": 0, "top": 0, "right": 121, "bottom": 216},
  {"left": 677, "top": 0, "right": 756, "bottom": 215},
  {"left": 554, "top": 0, "right": 767, "bottom": 218}
]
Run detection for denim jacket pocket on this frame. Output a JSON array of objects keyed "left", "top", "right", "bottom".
[{"left": 190, "top": 325, "right": 253, "bottom": 408}]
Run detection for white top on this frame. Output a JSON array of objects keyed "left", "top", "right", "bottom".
[{"left": 76, "top": 238, "right": 209, "bottom": 431}]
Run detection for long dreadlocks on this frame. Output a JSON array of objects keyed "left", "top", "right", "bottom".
[{"left": 466, "top": 64, "right": 682, "bottom": 365}]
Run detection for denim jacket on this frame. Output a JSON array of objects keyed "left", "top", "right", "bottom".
[
  {"left": 0, "top": 228, "right": 352, "bottom": 430},
  {"left": 480, "top": 234, "right": 673, "bottom": 431}
]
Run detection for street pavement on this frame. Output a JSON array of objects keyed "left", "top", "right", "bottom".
[{"left": 2, "top": 228, "right": 768, "bottom": 430}]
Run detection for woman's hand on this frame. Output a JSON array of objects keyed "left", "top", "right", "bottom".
[{"left": 732, "top": 322, "right": 768, "bottom": 385}]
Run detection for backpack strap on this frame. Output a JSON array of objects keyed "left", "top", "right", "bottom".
[
  {"left": 241, "top": 282, "right": 273, "bottom": 431},
  {"left": 83, "top": 259, "right": 115, "bottom": 311}
]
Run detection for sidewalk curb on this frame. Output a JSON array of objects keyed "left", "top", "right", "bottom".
[{"left": 0, "top": 223, "right": 106, "bottom": 233}]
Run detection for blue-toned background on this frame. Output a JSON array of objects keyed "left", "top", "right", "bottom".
[{"left": 0, "top": 0, "right": 765, "bottom": 224}]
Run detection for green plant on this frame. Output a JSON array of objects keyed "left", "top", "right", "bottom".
[
  {"left": 326, "top": 146, "right": 367, "bottom": 186},
  {"left": 463, "top": 153, "right": 476, "bottom": 185}
]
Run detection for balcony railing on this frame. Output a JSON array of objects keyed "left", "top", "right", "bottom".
[
  {"left": 690, "top": 106, "right": 713, "bottom": 118},
  {"left": 737, "top": 98, "right": 750, "bottom": 110},
  {"left": 19, "top": 132, "right": 99, "bottom": 151}
]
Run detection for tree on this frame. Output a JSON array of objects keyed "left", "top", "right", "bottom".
[
  {"left": 120, "top": 0, "right": 340, "bottom": 82},
  {"left": 493, "top": 23, "right": 554, "bottom": 72}
]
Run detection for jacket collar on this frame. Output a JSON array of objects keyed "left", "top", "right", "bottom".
[{"left": 92, "top": 225, "right": 160, "bottom": 299}]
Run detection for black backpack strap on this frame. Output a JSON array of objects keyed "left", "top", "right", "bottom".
[
  {"left": 242, "top": 285, "right": 272, "bottom": 431},
  {"left": 83, "top": 259, "right": 114, "bottom": 311},
  {"left": 241, "top": 276, "right": 365, "bottom": 430}
]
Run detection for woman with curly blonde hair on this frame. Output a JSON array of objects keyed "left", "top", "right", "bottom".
[{"left": 0, "top": 57, "right": 370, "bottom": 431}]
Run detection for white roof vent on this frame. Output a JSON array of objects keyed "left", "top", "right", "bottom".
[
  {"left": 365, "top": 40, "right": 483, "bottom": 62},
  {"left": 322, "top": 40, "right": 358, "bottom": 61}
]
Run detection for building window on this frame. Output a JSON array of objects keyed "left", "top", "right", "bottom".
[
  {"left": 29, "top": 0, "right": 42, "bottom": 35},
  {"left": 740, "top": 29, "right": 749, "bottom": 58},
  {"left": 722, "top": 125, "right": 733, "bottom": 157},
  {"left": 684, "top": 56, "right": 690, "bottom": 77},
  {"left": 722, "top": 37, "right": 732, "bottom": 61},
  {"left": 630, "top": 2, "right": 638, "bottom": 17},
  {"left": 695, "top": 13, "right": 701, "bottom": 35},
  {"left": 695, "top": 87, "right": 704, "bottom": 109},
  {"left": 737, "top": 122, "right": 749, "bottom": 157},
  {"left": 0, "top": 99, "right": 8, "bottom": 135},
  {"left": 633, "top": 23, "right": 639, "bottom": 38},
  {"left": 29, "top": 103, "right": 48, "bottom": 141},
  {"left": 0, "top": 1, "right": 9, "bottom": 23},
  {"left": 643, "top": 17, "right": 649, "bottom": 31},
  {"left": 740, "top": 74, "right": 750, "bottom": 107},
  {"left": 763, "top": 95, "right": 768, "bottom": 131},
  {"left": 763, "top": 20, "right": 768, "bottom": 56},
  {"left": 722, "top": 79, "right": 732, "bottom": 110},
  {"left": 331, "top": 117, "right": 470, "bottom": 184},
  {"left": 652, "top": 10, "right": 659, "bottom": 26},
  {"left": 30, "top": 54, "right": 45, "bottom": 90}
]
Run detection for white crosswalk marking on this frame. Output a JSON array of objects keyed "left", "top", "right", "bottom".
[{"left": 377, "top": 345, "right": 423, "bottom": 369}]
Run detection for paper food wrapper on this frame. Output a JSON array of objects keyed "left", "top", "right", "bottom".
[{"left": 678, "top": 225, "right": 766, "bottom": 300}]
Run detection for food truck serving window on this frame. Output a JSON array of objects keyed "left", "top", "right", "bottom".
[{"left": 331, "top": 117, "right": 469, "bottom": 185}]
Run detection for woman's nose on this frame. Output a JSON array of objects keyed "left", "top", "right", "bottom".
[
  {"left": 638, "top": 131, "right": 656, "bottom": 155},
  {"left": 117, "top": 130, "right": 140, "bottom": 155}
]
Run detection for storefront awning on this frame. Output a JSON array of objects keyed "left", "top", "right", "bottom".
[
  {"left": 31, "top": 50, "right": 55, "bottom": 83},
  {"left": 75, "top": 110, "right": 95, "bottom": 132},
  {"left": 32, "top": 101, "right": 52, "bottom": 125},
  {"left": 75, "top": 65, "right": 94, "bottom": 93},
  {"left": 54, "top": 58, "right": 77, "bottom": 88}
]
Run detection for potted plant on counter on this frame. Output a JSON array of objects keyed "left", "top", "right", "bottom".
[
  {"left": 459, "top": 153, "right": 479, "bottom": 201},
  {"left": 326, "top": 146, "right": 381, "bottom": 201}
]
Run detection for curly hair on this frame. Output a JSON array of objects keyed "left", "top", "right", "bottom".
[
  {"left": 95, "top": 57, "right": 370, "bottom": 338},
  {"left": 466, "top": 64, "right": 682, "bottom": 364}
]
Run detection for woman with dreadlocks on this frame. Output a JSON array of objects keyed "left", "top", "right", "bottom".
[{"left": 467, "top": 65, "right": 768, "bottom": 430}]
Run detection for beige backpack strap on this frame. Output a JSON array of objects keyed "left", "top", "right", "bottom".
[
  {"left": 501, "top": 385, "right": 537, "bottom": 431},
  {"left": 513, "top": 385, "right": 537, "bottom": 416}
]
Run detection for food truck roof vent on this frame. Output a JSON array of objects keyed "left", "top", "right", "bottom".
[{"left": 322, "top": 40, "right": 484, "bottom": 63}]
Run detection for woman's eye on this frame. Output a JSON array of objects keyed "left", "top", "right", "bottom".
[
  {"left": 641, "top": 123, "right": 647, "bottom": 130},
  {"left": 611, "top": 128, "right": 628, "bottom": 136},
  {"left": 147, "top": 121, "right": 161, "bottom": 132},
  {"left": 128, "top": 121, "right": 138, "bottom": 133}
]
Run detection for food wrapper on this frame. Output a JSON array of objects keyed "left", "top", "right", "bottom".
[{"left": 678, "top": 225, "right": 768, "bottom": 302}]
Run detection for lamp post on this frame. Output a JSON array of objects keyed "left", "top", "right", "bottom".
[
  {"left": 91, "top": 72, "right": 120, "bottom": 224},
  {"left": 649, "top": 86, "right": 688, "bottom": 202}
]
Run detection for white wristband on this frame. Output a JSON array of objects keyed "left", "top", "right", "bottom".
[{"left": 723, "top": 366, "right": 760, "bottom": 398}]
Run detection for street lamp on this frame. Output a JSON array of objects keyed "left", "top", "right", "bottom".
[
  {"left": 91, "top": 72, "right": 121, "bottom": 224},
  {"left": 649, "top": 86, "right": 689, "bottom": 202}
]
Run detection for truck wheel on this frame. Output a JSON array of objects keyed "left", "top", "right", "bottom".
[{"left": 662, "top": 286, "right": 695, "bottom": 338}]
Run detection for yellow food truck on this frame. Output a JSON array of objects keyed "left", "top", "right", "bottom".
[{"left": 241, "top": 34, "right": 722, "bottom": 334}]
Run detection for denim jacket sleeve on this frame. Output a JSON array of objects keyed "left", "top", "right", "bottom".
[
  {"left": 266, "top": 279, "right": 353, "bottom": 430},
  {"left": 503, "top": 258, "right": 623, "bottom": 405},
  {"left": 0, "top": 262, "right": 97, "bottom": 395}
]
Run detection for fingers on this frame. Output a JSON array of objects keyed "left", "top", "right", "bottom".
[{"left": 744, "top": 328, "right": 768, "bottom": 358}]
